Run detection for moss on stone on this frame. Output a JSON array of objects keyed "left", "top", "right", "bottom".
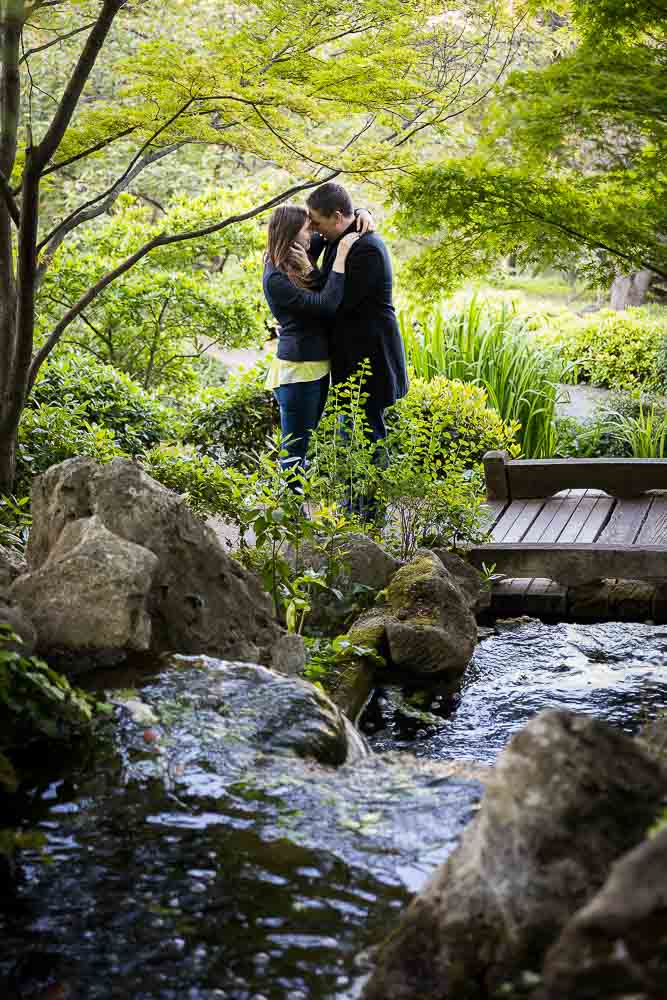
[
  {"left": 348, "top": 609, "right": 393, "bottom": 650},
  {"left": 386, "top": 553, "right": 440, "bottom": 612}
]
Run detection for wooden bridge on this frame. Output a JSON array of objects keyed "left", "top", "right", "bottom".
[{"left": 468, "top": 452, "right": 667, "bottom": 620}]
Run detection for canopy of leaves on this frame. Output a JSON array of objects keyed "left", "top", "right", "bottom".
[{"left": 392, "top": 0, "right": 667, "bottom": 294}]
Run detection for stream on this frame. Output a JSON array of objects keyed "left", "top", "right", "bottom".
[{"left": 3, "top": 619, "right": 667, "bottom": 999}]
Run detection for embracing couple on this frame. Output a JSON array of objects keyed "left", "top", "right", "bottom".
[{"left": 262, "top": 181, "right": 408, "bottom": 484}]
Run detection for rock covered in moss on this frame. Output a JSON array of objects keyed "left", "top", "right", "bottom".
[
  {"left": 347, "top": 551, "right": 477, "bottom": 680},
  {"left": 362, "top": 710, "right": 667, "bottom": 1000}
]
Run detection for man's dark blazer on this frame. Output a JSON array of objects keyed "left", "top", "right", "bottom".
[{"left": 311, "top": 224, "right": 408, "bottom": 409}]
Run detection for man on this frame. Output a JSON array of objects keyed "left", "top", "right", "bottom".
[{"left": 305, "top": 181, "right": 409, "bottom": 441}]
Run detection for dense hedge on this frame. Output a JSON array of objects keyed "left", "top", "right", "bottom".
[{"left": 536, "top": 307, "right": 667, "bottom": 392}]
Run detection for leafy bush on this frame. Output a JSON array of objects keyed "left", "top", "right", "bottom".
[
  {"left": 0, "top": 626, "right": 108, "bottom": 750},
  {"left": 141, "top": 445, "right": 249, "bottom": 519},
  {"left": 184, "top": 361, "right": 277, "bottom": 469},
  {"left": 538, "top": 307, "right": 667, "bottom": 392},
  {"left": 392, "top": 377, "right": 521, "bottom": 468},
  {"left": 311, "top": 369, "right": 494, "bottom": 558},
  {"left": 30, "top": 353, "right": 175, "bottom": 453},
  {"left": 16, "top": 403, "right": 126, "bottom": 493},
  {"left": 0, "top": 495, "right": 31, "bottom": 552},
  {"left": 400, "top": 296, "right": 566, "bottom": 457}
]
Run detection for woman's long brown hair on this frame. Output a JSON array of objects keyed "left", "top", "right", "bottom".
[{"left": 265, "top": 204, "right": 314, "bottom": 289}]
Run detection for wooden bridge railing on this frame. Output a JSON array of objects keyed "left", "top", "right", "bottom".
[{"left": 484, "top": 451, "right": 667, "bottom": 502}]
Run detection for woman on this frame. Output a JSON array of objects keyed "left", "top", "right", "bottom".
[{"left": 263, "top": 204, "right": 358, "bottom": 474}]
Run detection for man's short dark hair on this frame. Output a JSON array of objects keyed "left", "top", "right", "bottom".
[{"left": 306, "top": 182, "right": 353, "bottom": 218}]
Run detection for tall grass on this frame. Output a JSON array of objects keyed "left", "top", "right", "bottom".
[
  {"left": 611, "top": 404, "right": 667, "bottom": 458},
  {"left": 399, "top": 296, "right": 567, "bottom": 458}
]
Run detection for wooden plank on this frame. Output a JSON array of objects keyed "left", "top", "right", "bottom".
[
  {"left": 491, "top": 501, "right": 531, "bottom": 542},
  {"left": 597, "top": 498, "right": 652, "bottom": 545},
  {"left": 500, "top": 500, "right": 544, "bottom": 543},
  {"left": 556, "top": 493, "right": 600, "bottom": 543},
  {"left": 636, "top": 497, "right": 667, "bottom": 545},
  {"left": 523, "top": 491, "right": 575, "bottom": 543},
  {"left": 483, "top": 450, "right": 509, "bottom": 501},
  {"left": 505, "top": 458, "right": 667, "bottom": 499},
  {"left": 479, "top": 500, "right": 508, "bottom": 534},
  {"left": 572, "top": 496, "right": 615, "bottom": 542},
  {"left": 469, "top": 542, "right": 667, "bottom": 586}
]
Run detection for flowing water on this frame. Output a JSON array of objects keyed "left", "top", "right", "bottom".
[
  {"left": 3, "top": 619, "right": 667, "bottom": 998},
  {"left": 363, "top": 619, "right": 667, "bottom": 763}
]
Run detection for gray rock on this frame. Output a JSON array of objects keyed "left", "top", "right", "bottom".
[
  {"left": 290, "top": 531, "right": 400, "bottom": 594},
  {"left": 11, "top": 515, "right": 158, "bottom": 654},
  {"left": 535, "top": 827, "right": 667, "bottom": 1000},
  {"left": 636, "top": 713, "right": 667, "bottom": 764},
  {"left": 270, "top": 632, "right": 306, "bottom": 677},
  {"left": 0, "top": 601, "right": 37, "bottom": 653},
  {"left": 24, "top": 458, "right": 303, "bottom": 673},
  {"left": 0, "top": 544, "right": 27, "bottom": 595},
  {"left": 430, "top": 547, "right": 485, "bottom": 611},
  {"left": 26, "top": 456, "right": 97, "bottom": 571},
  {"left": 363, "top": 710, "right": 666, "bottom": 1000}
]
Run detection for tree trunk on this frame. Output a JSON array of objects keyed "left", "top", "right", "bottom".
[
  {"left": 609, "top": 269, "right": 655, "bottom": 310},
  {"left": 0, "top": 413, "right": 18, "bottom": 495}
]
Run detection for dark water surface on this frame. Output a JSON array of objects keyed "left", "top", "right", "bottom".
[
  {"left": 364, "top": 619, "right": 667, "bottom": 763},
  {"left": 4, "top": 620, "right": 667, "bottom": 998}
]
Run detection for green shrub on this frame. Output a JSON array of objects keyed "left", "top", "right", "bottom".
[
  {"left": 16, "top": 403, "right": 126, "bottom": 492},
  {"left": 538, "top": 307, "right": 667, "bottom": 392},
  {"left": 0, "top": 626, "right": 109, "bottom": 750},
  {"left": 392, "top": 377, "right": 521, "bottom": 467},
  {"left": 400, "top": 296, "right": 566, "bottom": 457},
  {"left": 184, "top": 361, "right": 277, "bottom": 469},
  {"left": 141, "top": 445, "right": 249, "bottom": 519},
  {"left": 30, "top": 353, "right": 176, "bottom": 454},
  {"left": 311, "top": 369, "right": 500, "bottom": 558},
  {"left": 555, "top": 392, "right": 667, "bottom": 459}
]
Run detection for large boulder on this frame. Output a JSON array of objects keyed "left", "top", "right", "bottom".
[
  {"left": 431, "top": 547, "right": 487, "bottom": 613},
  {"left": 362, "top": 710, "right": 666, "bottom": 1000},
  {"left": 0, "top": 600, "right": 37, "bottom": 654},
  {"left": 0, "top": 544, "right": 26, "bottom": 596},
  {"left": 535, "top": 827, "right": 667, "bottom": 1000},
  {"left": 11, "top": 515, "right": 158, "bottom": 655},
  {"left": 22, "top": 458, "right": 303, "bottom": 672},
  {"left": 119, "top": 655, "right": 368, "bottom": 767},
  {"left": 349, "top": 551, "right": 477, "bottom": 680}
]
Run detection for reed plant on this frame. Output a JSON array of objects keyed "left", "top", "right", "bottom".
[
  {"left": 611, "top": 404, "right": 667, "bottom": 458},
  {"left": 399, "top": 296, "right": 566, "bottom": 458}
]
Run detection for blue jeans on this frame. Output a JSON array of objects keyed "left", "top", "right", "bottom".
[{"left": 274, "top": 375, "right": 329, "bottom": 474}]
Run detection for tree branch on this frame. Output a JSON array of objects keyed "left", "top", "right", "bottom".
[
  {"left": 33, "top": 0, "right": 125, "bottom": 171},
  {"left": 19, "top": 19, "right": 96, "bottom": 62},
  {"left": 36, "top": 142, "right": 184, "bottom": 277},
  {"left": 40, "top": 126, "right": 136, "bottom": 180},
  {"left": 29, "top": 171, "right": 340, "bottom": 387}
]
